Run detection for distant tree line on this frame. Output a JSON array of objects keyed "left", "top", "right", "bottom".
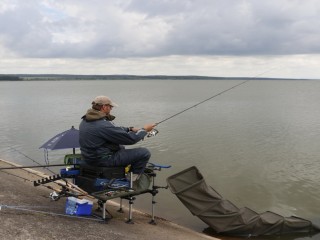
[
  {"left": 0, "top": 75, "right": 22, "bottom": 81},
  {"left": 14, "top": 74, "right": 245, "bottom": 80},
  {"left": 0, "top": 74, "right": 305, "bottom": 81}
]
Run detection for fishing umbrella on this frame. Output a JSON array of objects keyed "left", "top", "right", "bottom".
[{"left": 39, "top": 126, "right": 80, "bottom": 164}]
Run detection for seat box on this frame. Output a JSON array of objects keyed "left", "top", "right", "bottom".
[
  {"left": 75, "top": 176, "right": 97, "bottom": 194},
  {"left": 80, "top": 165, "right": 125, "bottom": 179}
]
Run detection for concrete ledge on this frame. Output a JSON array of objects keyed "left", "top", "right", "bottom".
[{"left": 0, "top": 159, "right": 220, "bottom": 240}]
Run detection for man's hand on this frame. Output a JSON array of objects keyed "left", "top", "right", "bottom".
[
  {"left": 143, "top": 123, "right": 157, "bottom": 132},
  {"left": 129, "top": 127, "right": 139, "bottom": 133}
]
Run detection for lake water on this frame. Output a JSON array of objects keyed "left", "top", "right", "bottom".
[{"left": 1, "top": 79, "right": 320, "bottom": 239}]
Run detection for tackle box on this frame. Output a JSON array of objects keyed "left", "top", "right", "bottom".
[
  {"left": 60, "top": 168, "right": 80, "bottom": 177},
  {"left": 65, "top": 197, "right": 93, "bottom": 216}
]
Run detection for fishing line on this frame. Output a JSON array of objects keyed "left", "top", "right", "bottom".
[
  {"left": 0, "top": 167, "right": 63, "bottom": 195},
  {"left": 0, "top": 169, "right": 33, "bottom": 182},
  {"left": 9, "top": 147, "right": 41, "bottom": 166},
  {"left": 156, "top": 79, "right": 249, "bottom": 125},
  {"left": 0, "top": 205, "right": 104, "bottom": 222},
  {"left": 0, "top": 162, "right": 88, "bottom": 200},
  {"left": 9, "top": 146, "right": 57, "bottom": 175},
  {"left": 3, "top": 148, "right": 84, "bottom": 195},
  {"left": 156, "top": 68, "right": 276, "bottom": 126}
]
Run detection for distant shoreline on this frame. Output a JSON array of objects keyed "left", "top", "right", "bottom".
[{"left": 0, "top": 74, "right": 316, "bottom": 81}]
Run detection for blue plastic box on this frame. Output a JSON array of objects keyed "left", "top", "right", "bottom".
[{"left": 65, "top": 197, "right": 93, "bottom": 216}]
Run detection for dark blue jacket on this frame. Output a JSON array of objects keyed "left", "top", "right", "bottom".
[{"left": 79, "top": 109, "right": 147, "bottom": 161}]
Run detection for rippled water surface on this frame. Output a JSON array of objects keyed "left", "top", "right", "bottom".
[{"left": 1, "top": 79, "right": 320, "bottom": 239}]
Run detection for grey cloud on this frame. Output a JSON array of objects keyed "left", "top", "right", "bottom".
[
  {"left": 159, "top": 1, "right": 320, "bottom": 56},
  {"left": 0, "top": 1, "right": 54, "bottom": 57},
  {"left": 0, "top": 0, "right": 320, "bottom": 58}
]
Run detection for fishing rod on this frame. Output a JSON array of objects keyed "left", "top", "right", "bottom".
[
  {"left": 8, "top": 146, "right": 57, "bottom": 175},
  {"left": 0, "top": 159, "right": 89, "bottom": 200},
  {"left": 1, "top": 148, "right": 89, "bottom": 197},
  {"left": 0, "top": 162, "right": 77, "bottom": 200},
  {"left": 156, "top": 79, "right": 249, "bottom": 125},
  {"left": 0, "top": 163, "right": 78, "bottom": 170},
  {"left": 155, "top": 68, "right": 276, "bottom": 127}
]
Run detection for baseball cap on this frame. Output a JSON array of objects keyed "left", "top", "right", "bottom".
[{"left": 92, "top": 96, "right": 119, "bottom": 107}]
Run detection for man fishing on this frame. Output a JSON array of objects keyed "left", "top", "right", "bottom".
[{"left": 79, "top": 95, "right": 156, "bottom": 180}]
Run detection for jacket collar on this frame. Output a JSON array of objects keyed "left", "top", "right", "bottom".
[{"left": 82, "top": 109, "right": 116, "bottom": 121}]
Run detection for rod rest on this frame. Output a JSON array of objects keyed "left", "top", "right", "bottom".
[{"left": 33, "top": 174, "right": 63, "bottom": 186}]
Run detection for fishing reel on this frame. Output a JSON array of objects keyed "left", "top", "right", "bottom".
[
  {"left": 49, "top": 191, "right": 60, "bottom": 201},
  {"left": 147, "top": 128, "right": 159, "bottom": 138}
]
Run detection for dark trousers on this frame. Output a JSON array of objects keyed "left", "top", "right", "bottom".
[{"left": 95, "top": 147, "right": 151, "bottom": 174}]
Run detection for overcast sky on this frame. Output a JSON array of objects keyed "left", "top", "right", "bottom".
[{"left": 0, "top": 0, "right": 319, "bottom": 79}]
